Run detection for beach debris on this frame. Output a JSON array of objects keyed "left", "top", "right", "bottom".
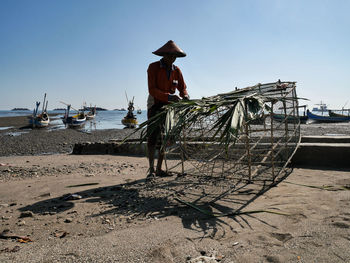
[
  {"left": 65, "top": 182, "right": 99, "bottom": 188},
  {"left": 0, "top": 246, "right": 21, "bottom": 253},
  {"left": 19, "top": 211, "right": 34, "bottom": 218},
  {"left": 37, "top": 192, "right": 51, "bottom": 198},
  {"left": 54, "top": 230, "right": 69, "bottom": 238},
  {"left": 187, "top": 255, "right": 221, "bottom": 263},
  {"left": 17, "top": 238, "right": 32, "bottom": 243},
  {"left": 232, "top": 242, "right": 239, "bottom": 246},
  {"left": 187, "top": 251, "right": 224, "bottom": 263},
  {"left": 0, "top": 230, "right": 33, "bottom": 242},
  {"left": 270, "top": 232, "right": 293, "bottom": 242},
  {"left": 63, "top": 194, "right": 82, "bottom": 200},
  {"left": 17, "top": 220, "right": 26, "bottom": 226},
  {"left": 64, "top": 218, "right": 73, "bottom": 223}
]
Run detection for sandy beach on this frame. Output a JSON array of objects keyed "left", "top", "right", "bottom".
[{"left": 1, "top": 115, "right": 350, "bottom": 262}]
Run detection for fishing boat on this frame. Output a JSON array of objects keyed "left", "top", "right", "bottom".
[
  {"left": 28, "top": 93, "right": 50, "bottom": 128},
  {"left": 312, "top": 101, "right": 328, "bottom": 113},
  {"left": 86, "top": 106, "right": 96, "bottom": 120},
  {"left": 62, "top": 104, "right": 86, "bottom": 127},
  {"left": 272, "top": 105, "right": 308, "bottom": 124},
  {"left": 328, "top": 110, "right": 350, "bottom": 118},
  {"left": 122, "top": 116, "right": 138, "bottom": 128},
  {"left": 122, "top": 94, "right": 138, "bottom": 128},
  {"left": 307, "top": 110, "right": 350, "bottom": 123},
  {"left": 272, "top": 113, "right": 308, "bottom": 124},
  {"left": 137, "top": 108, "right": 142, "bottom": 114}
]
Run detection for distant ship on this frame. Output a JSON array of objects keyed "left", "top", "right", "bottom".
[{"left": 312, "top": 102, "right": 327, "bottom": 112}]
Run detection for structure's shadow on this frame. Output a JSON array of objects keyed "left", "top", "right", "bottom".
[{"left": 19, "top": 168, "right": 293, "bottom": 238}]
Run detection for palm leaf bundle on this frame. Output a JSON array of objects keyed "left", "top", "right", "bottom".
[
  {"left": 129, "top": 81, "right": 299, "bottom": 150},
  {"left": 131, "top": 90, "right": 270, "bottom": 149}
]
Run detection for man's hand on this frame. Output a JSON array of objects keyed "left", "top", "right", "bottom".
[
  {"left": 168, "top": 94, "right": 181, "bottom": 102},
  {"left": 183, "top": 95, "right": 190, "bottom": 101}
]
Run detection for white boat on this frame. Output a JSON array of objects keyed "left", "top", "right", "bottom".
[
  {"left": 28, "top": 93, "right": 50, "bottom": 128},
  {"left": 62, "top": 104, "right": 86, "bottom": 128},
  {"left": 86, "top": 106, "right": 96, "bottom": 120}
]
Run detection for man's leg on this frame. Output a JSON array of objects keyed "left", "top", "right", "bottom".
[
  {"left": 156, "top": 148, "right": 164, "bottom": 175},
  {"left": 147, "top": 140, "right": 156, "bottom": 175}
]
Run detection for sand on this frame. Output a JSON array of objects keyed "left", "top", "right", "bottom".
[
  {"left": 0, "top": 154, "right": 350, "bottom": 262},
  {"left": 1, "top": 115, "right": 350, "bottom": 262}
]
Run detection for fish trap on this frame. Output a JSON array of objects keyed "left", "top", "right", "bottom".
[{"left": 163, "top": 81, "right": 301, "bottom": 185}]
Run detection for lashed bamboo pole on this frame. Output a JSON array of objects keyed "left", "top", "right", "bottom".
[
  {"left": 244, "top": 121, "right": 252, "bottom": 182},
  {"left": 270, "top": 102, "right": 276, "bottom": 181}
]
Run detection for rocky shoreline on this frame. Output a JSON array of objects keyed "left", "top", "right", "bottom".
[{"left": 0, "top": 116, "right": 138, "bottom": 156}]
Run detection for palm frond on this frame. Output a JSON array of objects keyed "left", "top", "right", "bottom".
[{"left": 121, "top": 82, "right": 299, "bottom": 151}]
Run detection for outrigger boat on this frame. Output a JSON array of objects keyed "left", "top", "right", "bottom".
[
  {"left": 121, "top": 94, "right": 138, "bottom": 128},
  {"left": 86, "top": 106, "right": 97, "bottom": 120},
  {"left": 81, "top": 102, "right": 97, "bottom": 120},
  {"left": 307, "top": 109, "right": 350, "bottom": 123},
  {"left": 272, "top": 105, "right": 308, "bottom": 124},
  {"left": 28, "top": 93, "right": 50, "bottom": 128},
  {"left": 272, "top": 113, "right": 308, "bottom": 124},
  {"left": 62, "top": 104, "right": 86, "bottom": 128},
  {"left": 328, "top": 110, "right": 350, "bottom": 118}
]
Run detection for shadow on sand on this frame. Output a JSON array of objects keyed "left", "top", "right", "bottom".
[{"left": 19, "top": 168, "right": 293, "bottom": 238}]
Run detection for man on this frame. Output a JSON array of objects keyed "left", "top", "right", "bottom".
[{"left": 147, "top": 40, "right": 189, "bottom": 178}]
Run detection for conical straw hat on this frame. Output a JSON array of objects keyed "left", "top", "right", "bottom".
[{"left": 152, "top": 40, "right": 186, "bottom": 57}]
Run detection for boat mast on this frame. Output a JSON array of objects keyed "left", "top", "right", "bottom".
[{"left": 42, "top": 93, "right": 47, "bottom": 113}]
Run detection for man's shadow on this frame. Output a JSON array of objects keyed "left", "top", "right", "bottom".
[{"left": 19, "top": 167, "right": 293, "bottom": 238}]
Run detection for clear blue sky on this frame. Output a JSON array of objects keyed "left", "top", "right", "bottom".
[{"left": 1, "top": 0, "right": 349, "bottom": 110}]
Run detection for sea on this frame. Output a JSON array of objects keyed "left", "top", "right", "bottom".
[{"left": 0, "top": 110, "right": 148, "bottom": 131}]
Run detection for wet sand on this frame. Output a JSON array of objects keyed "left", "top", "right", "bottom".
[{"left": 0, "top": 115, "right": 137, "bottom": 156}]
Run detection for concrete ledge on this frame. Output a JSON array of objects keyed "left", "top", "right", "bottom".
[
  {"left": 291, "top": 143, "right": 350, "bottom": 168},
  {"left": 301, "top": 135, "right": 350, "bottom": 143},
  {"left": 72, "top": 142, "right": 147, "bottom": 156},
  {"left": 73, "top": 136, "right": 350, "bottom": 168}
]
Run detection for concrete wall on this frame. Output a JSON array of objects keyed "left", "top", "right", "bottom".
[{"left": 72, "top": 136, "right": 350, "bottom": 168}]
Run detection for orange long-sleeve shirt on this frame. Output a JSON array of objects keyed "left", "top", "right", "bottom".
[{"left": 147, "top": 60, "right": 188, "bottom": 107}]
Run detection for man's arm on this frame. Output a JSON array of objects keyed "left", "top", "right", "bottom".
[{"left": 176, "top": 67, "right": 189, "bottom": 99}]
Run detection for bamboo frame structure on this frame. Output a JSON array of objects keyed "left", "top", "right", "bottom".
[{"left": 163, "top": 81, "right": 301, "bottom": 187}]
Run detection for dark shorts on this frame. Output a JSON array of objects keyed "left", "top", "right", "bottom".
[{"left": 147, "top": 103, "right": 166, "bottom": 147}]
